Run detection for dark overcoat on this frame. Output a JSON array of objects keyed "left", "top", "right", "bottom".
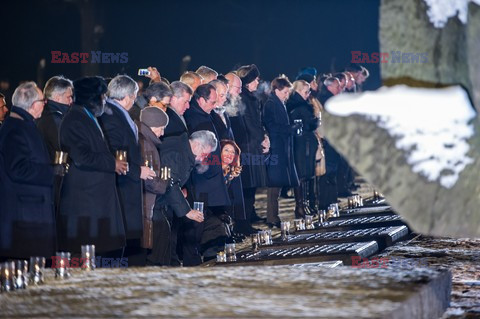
[
  {"left": 263, "top": 93, "right": 299, "bottom": 187},
  {"left": 58, "top": 104, "right": 126, "bottom": 253},
  {"left": 0, "top": 106, "right": 56, "bottom": 259},
  {"left": 211, "top": 111, "right": 246, "bottom": 220},
  {"left": 99, "top": 101, "right": 143, "bottom": 240},
  {"left": 230, "top": 90, "right": 268, "bottom": 188},
  {"left": 183, "top": 99, "right": 231, "bottom": 207},
  {"left": 36, "top": 99, "right": 69, "bottom": 161},
  {"left": 163, "top": 107, "right": 188, "bottom": 138},
  {"left": 287, "top": 92, "right": 319, "bottom": 180}
]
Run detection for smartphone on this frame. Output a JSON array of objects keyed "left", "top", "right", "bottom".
[{"left": 138, "top": 69, "right": 151, "bottom": 76}]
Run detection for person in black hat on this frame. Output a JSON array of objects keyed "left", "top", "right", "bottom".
[
  {"left": 230, "top": 64, "right": 269, "bottom": 229},
  {"left": 58, "top": 76, "right": 128, "bottom": 257}
]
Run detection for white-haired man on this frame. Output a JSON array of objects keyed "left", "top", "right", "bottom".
[
  {"left": 99, "top": 74, "right": 156, "bottom": 266},
  {"left": 0, "top": 82, "right": 56, "bottom": 260}
]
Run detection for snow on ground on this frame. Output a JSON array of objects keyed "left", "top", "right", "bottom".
[
  {"left": 423, "top": 0, "right": 480, "bottom": 27},
  {"left": 325, "top": 85, "right": 477, "bottom": 188}
]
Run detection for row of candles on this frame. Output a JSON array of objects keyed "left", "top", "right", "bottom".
[
  {"left": 56, "top": 150, "right": 171, "bottom": 180},
  {"left": 0, "top": 245, "right": 95, "bottom": 293},
  {"left": 216, "top": 202, "right": 343, "bottom": 262}
]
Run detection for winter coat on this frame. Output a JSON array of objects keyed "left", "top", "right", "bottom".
[
  {"left": 99, "top": 101, "right": 143, "bottom": 240},
  {"left": 263, "top": 93, "right": 299, "bottom": 187},
  {"left": 287, "top": 92, "right": 319, "bottom": 180},
  {"left": 230, "top": 89, "right": 268, "bottom": 188},
  {"left": 184, "top": 99, "right": 231, "bottom": 207},
  {"left": 163, "top": 107, "right": 188, "bottom": 138},
  {"left": 0, "top": 106, "right": 56, "bottom": 259},
  {"left": 36, "top": 99, "right": 69, "bottom": 161},
  {"left": 137, "top": 121, "right": 168, "bottom": 249},
  {"left": 211, "top": 111, "right": 246, "bottom": 220},
  {"left": 58, "top": 104, "right": 126, "bottom": 254},
  {"left": 156, "top": 133, "right": 196, "bottom": 217}
]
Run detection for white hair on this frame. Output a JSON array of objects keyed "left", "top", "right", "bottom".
[
  {"left": 107, "top": 75, "right": 139, "bottom": 100},
  {"left": 12, "top": 81, "right": 41, "bottom": 111},
  {"left": 190, "top": 130, "right": 217, "bottom": 152}
]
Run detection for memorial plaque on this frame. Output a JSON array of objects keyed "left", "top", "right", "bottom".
[
  {"left": 300, "top": 214, "right": 408, "bottom": 234},
  {"left": 340, "top": 205, "right": 394, "bottom": 216},
  {"left": 267, "top": 225, "right": 409, "bottom": 251},
  {"left": 215, "top": 241, "right": 379, "bottom": 266}
]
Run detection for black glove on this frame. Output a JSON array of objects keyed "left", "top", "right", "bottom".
[
  {"left": 290, "top": 122, "right": 303, "bottom": 134},
  {"left": 53, "top": 164, "right": 68, "bottom": 176}
]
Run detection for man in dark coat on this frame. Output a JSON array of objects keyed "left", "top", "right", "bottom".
[
  {"left": 36, "top": 76, "right": 74, "bottom": 215},
  {"left": 209, "top": 79, "right": 247, "bottom": 230},
  {"left": 184, "top": 84, "right": 231, "bottom": 208},
  {"left": 36, "top": 76, "right": 74, "bottom": 160},
  {"left": 163, "top": 81, "right": 192, "bottom": 138},
  {"left": 99, "top": 75, "right": 156, "bottom": 265},
  {"left": 0, "top": 82, "right": 56, "bottom": 260},
  {"left": 58, "top": 76, "right": 128, "bottom": 256},
  {"left": 263, "top": 76, "right": 301, "bottom": 227},
  {"left": 156, "top": 130, "right": 213, "bottom": 266},
  {"left": 233, "top": 65, "right": 270, "bottom": 225}
]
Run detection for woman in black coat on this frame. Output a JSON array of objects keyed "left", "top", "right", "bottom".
[
  {"left": 0, "top": 82, "right": 56, "bottom": 260},
  {"left": 232, "top": 64, "right": 269, "bottom": 228},
  {"left": 263, "top": 76, "right": 301, "bottom": 227},
  {"left": 58, "top": 77, "right": 127, "bottom": 255},
  {"left": 287, "top": 80, "right": 320, "bottom": 217}
]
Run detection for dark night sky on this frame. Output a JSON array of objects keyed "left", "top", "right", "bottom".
[{"left": 1, "top": 0, "right": 380, "bottom": 98}]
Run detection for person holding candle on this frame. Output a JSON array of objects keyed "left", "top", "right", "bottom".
[
  {"left": 58, "top": 76, "right": 127, "bottom": 257},
  {"left": 136, "top": 106, "right": 170, "bottom": 259},
  {"left": 0, "top": 82, "right": 56, "bottom": 261},
  {"left": 100, "top": 75, "right": 156, "bottom": 266}
]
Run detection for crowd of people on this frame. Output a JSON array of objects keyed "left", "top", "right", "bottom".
[{"left": 0, "top": 63, "right": 369, "bottom": 266}]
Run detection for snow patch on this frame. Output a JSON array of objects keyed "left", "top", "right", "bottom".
[
  {"left": 325, "top": 85, "right": 476, "bottom": 188},
  {"left": 423, "top": 0, "right": 480, "bottom": 28}
]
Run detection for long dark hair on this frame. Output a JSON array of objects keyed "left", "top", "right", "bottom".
[{"left": 220, "top": 139, "right": 242, "bottom": 180}]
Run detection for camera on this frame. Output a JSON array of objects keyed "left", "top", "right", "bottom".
[{"left": 138, "top": 69, "right": 151, "bottom": 76}]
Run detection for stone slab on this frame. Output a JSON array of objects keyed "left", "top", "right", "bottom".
[{"left": 0, "top": 266, "right": 451, "bottom": 318}]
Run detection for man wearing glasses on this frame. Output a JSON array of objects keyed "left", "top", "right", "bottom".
[
  {"left": 0, "top": 82, "right": 56, "bottom": 260},
  {"left": 0, "top": 93, "right": 8, "bottom": 126}
]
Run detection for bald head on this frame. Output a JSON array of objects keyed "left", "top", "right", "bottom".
[{"left": 225, "top": 72, "right": 242, "bottom": 98}]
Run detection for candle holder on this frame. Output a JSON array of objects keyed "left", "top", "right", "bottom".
[
  {"left": 216, "top": 251, "right": 227, "bottom": 263},
  {"left": 14, "top": 260, "right": 28, "bottom": 289},
  {"left": 318, "top": 210, "right": 326, "bottom": 225},
  {"left": 54, "top": 252, "right": 71, "bottom": 279},
  {"left": 115, "top": 150, "right": 128, "bottom": 172},
  {"left": 143, "top": 152, "right": 154, "bottom": 170},
  {"left": 305, "top": 215, "right": 315, "bottom": 229},
  {"left": 251, "top": 233, "right": 260, "bottom": 251},
  {"left": 280, "top": 221, "right": 290, "bottom": 241},
  {"left": 225, "top": 243, "right": 236, "bottom": 262},
  {"left": 81, "top": 245, "right": 96, "bottom": 271},
  {"left": 293, "top": 219, "right": 305, "bottom": 232},
  {"left": 1, "top": 261, "right": 15, "bottom": 292},
  {"left": 54, "top": 151, "right": 69, "bottom": 165},
  {"left": 29, "top": 257, "right": 45, "bottom": 285},
  {"left": 193, "top": 201, "right": 204, "bottom": 213}
]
